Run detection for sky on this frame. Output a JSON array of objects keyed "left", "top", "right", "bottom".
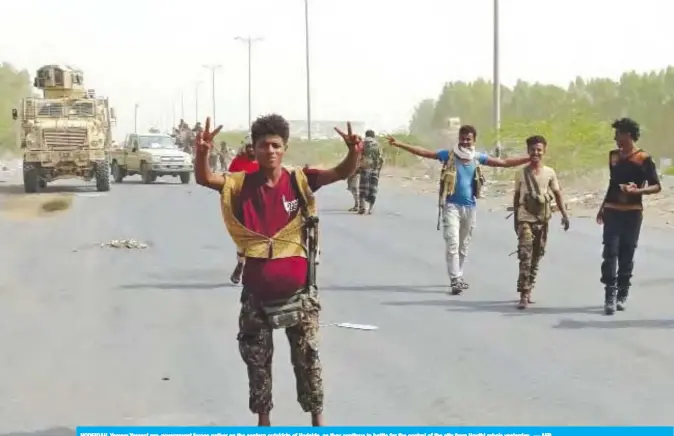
[{"left": 0, "top": 0, "right": 671, "bottom": 141}]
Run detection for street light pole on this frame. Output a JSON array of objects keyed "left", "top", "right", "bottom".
[
  {"left": 235, "top": 36, "right": 264, "bottom": 129},
  {"left": 493, "top": 0, "right": 501, "bottom": 158},
  {"left": 134, "top": 103, "right": 139, "bottom": 133},
  {"left": 181, "top": 91, "right": 185, "bottom": 120},
  {"left": 195, "top": 81, "right": 202, "bottom": 122},
  {"left": 304, "top": 0, "right": 312, "bottom": 142},
  {"left": 203, "top": 64, "right": 223, "bottom": 126}
]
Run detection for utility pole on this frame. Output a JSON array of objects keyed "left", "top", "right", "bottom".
[
  {"left": 195, "top": 81, "right": 202, "bottom": 122},
  {"left": 235, "top": 36, "right": 264, "bottom": 129},
  {"left": 493, "top": 0, "right": 502, "bottom": 159},
  {"left": 181, "top": 90, "right": 185, "bottom": 120},
  {"left": 134, "top": 103, "right": 139, "bottom": 133},
  {"left": 304, "top": 0, "right": 312, "bottom": 142},
  {"left": 203, "top": 64, "right": 223, "bottom": 126}
]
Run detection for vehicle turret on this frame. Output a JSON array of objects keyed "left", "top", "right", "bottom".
[{"left": 34, "top": 65, "right": 86, "bottom": 99}]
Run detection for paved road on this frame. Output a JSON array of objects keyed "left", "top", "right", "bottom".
[{"left": 1, "top": 172, "right": 674, "bottom": 431}]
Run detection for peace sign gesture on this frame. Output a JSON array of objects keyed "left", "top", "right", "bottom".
[
  {"left": 334, "top": 121, "right": 364, "bottom": 153},
  {"left": 195, "top": 117, "right": 223, "bottom": 153}
]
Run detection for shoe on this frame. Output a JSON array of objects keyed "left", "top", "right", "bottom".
[
  {"left": 616, "top": 287, "right": 628, "bottom": 311},
  {"left": 517, "top": 293, "right": 529, "bottom": 310},
  {"left": 448, "top": 280, "right": 463, "bottom": 295},
  {"left": 604, "top": 287, "right": 617, "bottom": 316}
]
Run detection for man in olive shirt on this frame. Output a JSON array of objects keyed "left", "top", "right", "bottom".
[{"left": 596, "top": 118, "right": 661, "bottom": 315}]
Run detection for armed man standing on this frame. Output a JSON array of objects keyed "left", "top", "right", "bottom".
[
  {"left": 387, "top": 125, "right": 530, "bottom": 295},
  {"left": 195, "top": 115, "right": 362, "bottom": 427},
  {"left": 356, "top": 129, "right": 384, "bottom": 214},
  {"left": 596, "top": 118, "right": 661, "bottom": 315}
]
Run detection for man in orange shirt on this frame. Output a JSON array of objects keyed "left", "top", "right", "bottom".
[{"left": 229, "top": 136, "right": 260, "bottom": 284}]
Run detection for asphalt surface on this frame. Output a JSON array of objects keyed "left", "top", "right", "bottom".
[{"left": 1, "top": 168, "right": 674, "bottom": 431}]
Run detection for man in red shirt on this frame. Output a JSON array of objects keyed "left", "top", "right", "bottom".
[
  {"left": 195, "top": 114, "right": 362, "bottom": 427},
  {"left": 228, "top": 137, "right": 260, "bottom": 174},
  {"left": 227, "top": 136, "right": 260, "bottom": 284}
]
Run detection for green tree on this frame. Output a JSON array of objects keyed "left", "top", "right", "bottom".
[
  {"left": 0, "top": 62, "right": 32, "bottom": 151},
  {"left": 410, "top": 66, "right": 674, "bottom": 161}
]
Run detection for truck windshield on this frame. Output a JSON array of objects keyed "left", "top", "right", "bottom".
[{"left": 138, "top": 136, "right": 178, "bottom": 149}]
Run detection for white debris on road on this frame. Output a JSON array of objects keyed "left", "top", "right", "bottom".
[{"left": 101, "top": 239, "right": 149, "bottom": 249}]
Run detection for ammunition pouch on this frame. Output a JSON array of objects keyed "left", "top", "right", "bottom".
[
  {"left": 522, "top": 168, "right": 552, "bottom": 222},
  {"left": 260, "top": 292, "right": 306, "bottom": 329}
]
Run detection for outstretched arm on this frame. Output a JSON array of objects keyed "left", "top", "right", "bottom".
[
  {"left": 314, "top": 147, "right": 361, "bottom": 187},
  {"left": 387, "top": 137, "right": 437, "bottom": 159},
  {"left": 311, "top": 122, "right": 364, "bottom": 188},
  {"left": 483, "top": 155, "right": 530, "bottom": 168}
]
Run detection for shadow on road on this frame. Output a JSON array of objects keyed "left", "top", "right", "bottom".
[
  {"left": 0, "top": 183, "right": 95, "bottom": 196},
  {"left": 322, "top": 284, "right": 447, "bottom": 295},
  {"left": 118, "top": 281, "right": 237, "bottom": 291},
  {"left": 383, "top": 298, "right": 602, "bottom": 316},
  {"left": 554, "top": 318, "right": 674, "bottom": 329},
  {"left": 0, "top": 427, "right": 75, "bottom": 436}
]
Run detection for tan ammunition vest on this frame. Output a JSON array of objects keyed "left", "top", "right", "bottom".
[
  {"left": 438, "top": 151, "right": 484, "bottom": 208},
  {"left": 220, "top": 169, "right": 317, "bottom": 259}
]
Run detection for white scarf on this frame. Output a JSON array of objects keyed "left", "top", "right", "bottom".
[{"left": 453, "top": 143, "right": 475, "bottom": 161}]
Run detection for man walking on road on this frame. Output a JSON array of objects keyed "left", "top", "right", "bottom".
[
  {"left": 356, "top": 129, "right": 384, "bottom": 214},
  {"left": 596, "top": 118, "right": 661, "bottom": 315},
  {"left": 195, "top": 115, "right": 362, "bottom": 426},
  {"left": 387, "top": 125, "right": 530, "bottom": 295},
  {"left": 513, "top": 135, "right": 570, "bottom": 310}
]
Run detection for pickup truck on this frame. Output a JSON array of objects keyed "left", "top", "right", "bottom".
[{"left": 109, "top": 133, "right": 193, "bottom": 184}]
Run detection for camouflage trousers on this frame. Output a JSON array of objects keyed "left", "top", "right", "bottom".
[
  {"left": 237, "top": 290, "right": 324, "bottom": 415},
  {"left": 347, "top": 173, "right": 360, "bottom": 202},
  {"left": 516, "top": 221, "right": 548, "bottom": 294}
]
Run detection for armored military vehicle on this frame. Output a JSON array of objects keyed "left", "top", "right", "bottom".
[{"left": 11, "top": 65, "right": 116, "bottom": 193}]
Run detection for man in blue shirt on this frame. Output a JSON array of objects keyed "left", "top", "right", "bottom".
[{"left": 387, "top": 125, "right": 530, "bottom": 294}]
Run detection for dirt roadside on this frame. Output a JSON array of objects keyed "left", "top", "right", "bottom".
[{"left": 378, "top": 166, "right": 674, "bottom": 230}]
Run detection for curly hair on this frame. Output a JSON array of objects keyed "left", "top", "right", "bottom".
[
  {"left": 251, "top": 114, "right": 290, "bottom": 145},
  {"left": 611, "top": 117, "right": 640, "bottom": 141},
  {"left": 526, "top": 135, "right": 547, "bottom": 148}
]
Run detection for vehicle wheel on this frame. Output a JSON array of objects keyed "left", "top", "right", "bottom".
[
  {"left": 39, "top": 179, "right": 47, "bottom": 189},
  {"left": 111, "top": 161, "right": 125, "bottom": 183},
  {"left": 141, "top": 162, "right": 153, "bottom": 184},
  {"left": 95, "top": 161, "right": 111, "bottom": 192},
  {"left": 23, "top": 163, "right": 40, "bottom": 193},
  {"left": 180, "top": 172, "right": 191, "bottom": 184}
]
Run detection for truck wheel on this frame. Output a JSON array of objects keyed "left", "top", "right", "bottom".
[
  {"left": 39, "top": 179, "right": 47, "bottom": 189},
  {"left": 141, "top": 162, "right": 153, "bottom": 184},
  {"left": 95, "top": 161, "right": 111, "bottom": 192},
  {"left": 23, "top": 163, "right": 40, "bottom": 193},
  {"left": 180, "top": 172, "right": 191, "bottom": 184},
  {"left": 111, "top": 161, "right": 125, "bottom": 183}
]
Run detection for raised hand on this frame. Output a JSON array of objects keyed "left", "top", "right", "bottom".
[
  {"left": 195, "top": 117, "right": 223, "bottom": 154},
  {"left": 334, "top": 122, "right": 363, "bottom": 153},
  {"left": 385, "top": 135, "right": 398, "bottom": 146}
]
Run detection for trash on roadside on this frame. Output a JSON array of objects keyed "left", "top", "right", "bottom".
[{"left": 101, "top": 239, "right": 148, "bottom": 249}]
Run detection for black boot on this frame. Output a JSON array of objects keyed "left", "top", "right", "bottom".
[
  {"left": 604, "top": 286, "right": 617, "bottom": 315},
  {"left": 616, "top": 287, "right": 629, "bottom": 311}
]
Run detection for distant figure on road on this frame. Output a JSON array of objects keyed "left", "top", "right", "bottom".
[
  {"left": 194, "top": 114, "right": 362, "bottom": 426},
  {"left": 346, "top": 170, "right": 360, "bottom": 211},
  {"left": 512, "top": 135, "right": 570, "bottom": 310},
  {"left": 355, "top": 129, "right": 384, "bottom": 214},
  {"left": 386, "top": 125, "right": 530, "bottom": 295},
  {"left": 227, "top": 137, "right": 260, "bottom": 285},
  {"left": 596, "top": 118, "right": 661, "bottom": 315}
]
